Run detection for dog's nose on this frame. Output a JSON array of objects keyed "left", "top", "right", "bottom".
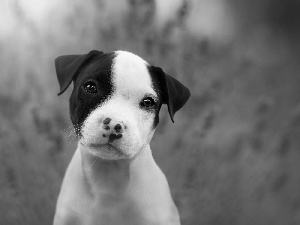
[{"left": 101, "top": 117, "right": 125, "bottom": 142}]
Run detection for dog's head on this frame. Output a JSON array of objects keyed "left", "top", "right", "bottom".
[{"left": 55, "top": 50, "right": 190, "bottom": 160}]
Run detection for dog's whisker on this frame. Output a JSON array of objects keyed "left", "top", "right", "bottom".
[
  {"left": 63, "top": 134, "right": 75, "bottom": 141},
  {"left": 60, "top": 125, "right": 76, "bottom": 132},
  {"left": 90, "top": 158, "right": 98, "bottom": 169},
  {"left": 62, "top": 128, "right": 80, "bottom": 143},
  {"left": 61, "top": 122, "right": 84, "bottom": 142}
]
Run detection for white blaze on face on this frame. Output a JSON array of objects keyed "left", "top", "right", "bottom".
[
  {"left": 80, "top": 51, "right": 157, "bottom": 160},
  {"left": 113, "top": 51, "right": 155, "bottom": 97}
]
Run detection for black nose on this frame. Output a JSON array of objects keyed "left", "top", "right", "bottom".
[{"left": 101, "top": 118, "right": 125, "bottom": 142}]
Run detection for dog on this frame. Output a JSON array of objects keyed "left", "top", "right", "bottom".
[{"left": 53, "top": 50, "right": 190, "bottom": 225}]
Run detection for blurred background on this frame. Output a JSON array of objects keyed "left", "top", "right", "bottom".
[{"left": 1, "top": 0, "right": 300, "bottom": 224}]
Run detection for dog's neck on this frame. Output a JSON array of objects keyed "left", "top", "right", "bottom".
[{"left": 79, "top": 144, "right": 154, "bottom": 196}]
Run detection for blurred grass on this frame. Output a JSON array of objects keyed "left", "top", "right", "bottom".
[{"left": 1, "top": 0, "right": 300, "bottom": 224}]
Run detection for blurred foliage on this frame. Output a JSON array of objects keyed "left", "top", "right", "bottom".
[{"left": 0, "top": 0, "right": 300, "bottom": 224}]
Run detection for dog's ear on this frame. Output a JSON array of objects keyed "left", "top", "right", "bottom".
[
  {"left": 149, "top": 66, "right": 190, "bottom": 123},
  {"left": 55, "top": 50, "right": 103, "bottom": 95}
]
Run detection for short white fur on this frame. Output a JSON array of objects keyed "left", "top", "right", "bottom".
[{"left": 113, "top": 51, "right": 156, "bottom": 97}]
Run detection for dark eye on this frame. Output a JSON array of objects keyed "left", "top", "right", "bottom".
[
  {"left": 83, "top": 81, "right": 98, "bottom": 94},
  {"left": 140, "top": 97, "right": 156, "bottom": 108}
]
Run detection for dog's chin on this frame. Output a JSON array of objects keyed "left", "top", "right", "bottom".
[{"left": 84, "top": 143, "right": 135, "bottom": 160}]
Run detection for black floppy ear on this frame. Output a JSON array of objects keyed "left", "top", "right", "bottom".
[
  {"left": 149, "top": 66, "right": 190, "bottom": 123},
  {"left": 55, "top": 50, "right": 103, "bottom": 95}
]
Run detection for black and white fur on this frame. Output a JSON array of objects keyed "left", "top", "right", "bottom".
[{"left": 53, "top": 50, "right": 190, "bottom": 225}]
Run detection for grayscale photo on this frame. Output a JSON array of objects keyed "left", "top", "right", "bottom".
[{"left": 0, "top": 0, "right": 299, "bottom": 225}]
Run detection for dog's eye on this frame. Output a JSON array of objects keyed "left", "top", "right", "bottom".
[
  {"left": 83, "top": 82, "right": 98, "bottom": 94},
  {"left": 140, "top": 97, "right": 156, "bottom": 108}
]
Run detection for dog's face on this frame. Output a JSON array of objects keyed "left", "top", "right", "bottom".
[
  {"left": 70, "top": 51, "right": 162, "bottom": 159},
  {"left": 55, "top": 50, "right": 190, "bottom": 160}
]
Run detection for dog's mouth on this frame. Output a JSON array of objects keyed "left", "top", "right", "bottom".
[
  {"left": 83, "top": 142, "right": 129, "bottom": 159},
  {"left": 88, "top": 142, "right": 118, "bottom": 150},
  {"left": 78, "top": 128, "right": 140, "bottom": 159}
]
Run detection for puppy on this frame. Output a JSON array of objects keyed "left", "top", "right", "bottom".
[{"left": 53, "top": 50, "right": 190, "bottom": 225}]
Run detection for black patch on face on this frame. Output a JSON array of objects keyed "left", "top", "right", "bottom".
[
  {"left": 147, "top": 65, "right": 164, "bottom": 128},
  {"left": 69, "top": 52, "right": 115, "bottom": 135}
]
